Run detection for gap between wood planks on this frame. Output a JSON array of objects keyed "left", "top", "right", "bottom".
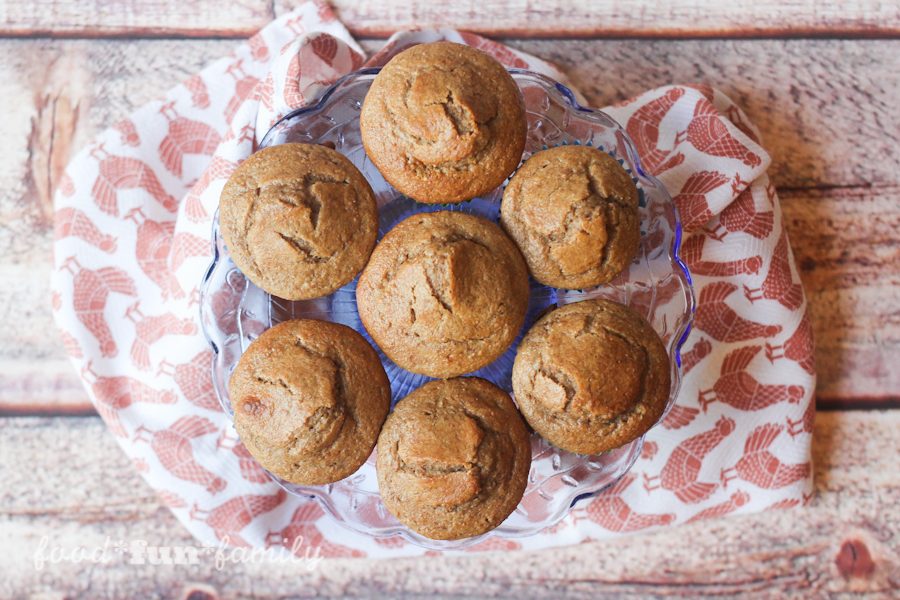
[
  {"left": 5, "top": 28, "right": 900, "bottom": 42},
  {"left": 2, "top": 397, "right": 896, "bottom": 418}
]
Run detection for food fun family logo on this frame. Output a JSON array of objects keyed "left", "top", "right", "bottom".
[{"left": 32, "top": 535, "right": 324, "bottom": 571}]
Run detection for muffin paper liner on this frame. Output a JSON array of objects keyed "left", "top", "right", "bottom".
[{"left": 51, "top": 0, "right": 815, "bottom": 557}]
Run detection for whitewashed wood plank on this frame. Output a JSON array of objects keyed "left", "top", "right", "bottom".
[
  {"left": 1, "top": 412, "right": 897, "bottom": 597},
  {"left": 1, "top": 38, "right": 898, "bottom": 411},
  {"left": 2, "top": 1, "right": 899, "bottom": 38}
]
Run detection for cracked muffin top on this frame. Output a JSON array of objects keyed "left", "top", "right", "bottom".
[
  {"left": 512, "top": 299, "right": 670, "bottom": 455},
  {"left": 230, "top": 319, "right": 390, "bottom": 485},
  {"left": 500, "top": 145, "right": 641, "bottom": 289},
  {"left": 376, "top": 377, "right": 531, "bottom": 540},
  {"left": 356, "top": 211, "right": 529, "bottom": 379},
  {"left": 219, "top": 143, "right": 378, "bottom": 300},
  {"left": 360, "top": 41, "right": 526, "bottom": 204}
]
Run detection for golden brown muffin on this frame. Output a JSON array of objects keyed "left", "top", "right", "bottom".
[
  {"left": 219, "top": 143, "right": 378, "bottom": 300},
  {"left": 512, "top": 299, "right": 670, "bottom": 455},
  {"left": 360, "top": 41, "right": 526, "bottom": 204},
  {"left": 500, "top": 145, "right": 641, "bottom": 289},
  {"left": 377, "top": 377, "right": 531, "bottom": 540},
  {"left": 229, "top": 319, "right": 391, "bottom": 485},
  {"left": 356, "top": 211, "right": 529, "bottom": 378}
]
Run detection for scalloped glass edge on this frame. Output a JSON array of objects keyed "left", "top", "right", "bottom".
[{"left": 198, "top": 67, "right": 696, "bottom": 550}]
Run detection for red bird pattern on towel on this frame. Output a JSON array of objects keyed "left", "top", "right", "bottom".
[
  {"left": 643, "top": 416, "right": 735, "bottom": 504},
  {"left": 190, "top": 490, "right": 286, "bottom": 548},
  {"left": 183, "top": 74, "right": 210, "bottom": 109},
  {"left": 183, "top": 156, "right": 237, "bottom": 222},
  {"left": 698, "top": 345, "right": 804, "bottom": 412},
  {"left": 266, "top": 503, "right": 364, "bottom": 558},
  {"left": 579, "top": 473, "right": 676, "bottom": 532},
  {"left": 126, "top": 303, "right": 197, "bottom": 371},
  {"left": 113, "top": 118, "right": 141, "bottom": 147},
  {"left": 223, "top": 60, "right": 261, "bottom": 125},
  {"left": 680, "top": 337, "right": 712, "bottom": 374},
  {"left": 672, "top": 170, "right": 730, "bottom": 228},
  {"left": 90, "top": 144, "right": 177, "bottom": 216},
  {"left": 82, "top": 360, "right": 177, "bottom": 438},
  {"left": 215, "top": 429, "right": 270, "bottom": 483},
  {"left": 695, "top": 282, "right": 782, "bottom": 342},
  {"left": 55, "top": 207, "right": 118, "bottom": 253},
  {"left": 766, "top": 313, "right": 815, "bottom": 376},
  {"left": 134, "top": 416, "right": 227, "bottom": 494},
  {"left": 678, "top": 98, "right": 762, "bottom": 167},
  {"left": 158, "top": 101, "right": 222, "bottom": 179},
  {"left": 60, "top": 257, "right": 137, "bottom": 357},
  {"left": 625, "top": 87, "right": 686, "bottom": 175},
  {"left": 662, "top": 404, "right": 700, "bottom": 430},
  {"left": 681, "top": 234, "right": 762, "bottom": 277},
  {"left": 158, "top": 350, "right": 222, "bottom": 412},
  {"left": 744, "top": 231, "right": 804, "bottom": 310},
  {"left": 707, "top": 183, "right": 774, "bottom": 240},
  {"left": 721, "top": 424, "right": 811, "bottom": 490}
]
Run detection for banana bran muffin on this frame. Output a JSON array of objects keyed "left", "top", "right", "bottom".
[
  {"left": 219, "top": 143, "right": 378, "bottom": 300},
  {"left": 360, "top": 41, "right": 526, "bottom": 203},
  {"left": 500, "top": 145, "right": 640, "bottom": 289},
  {"left": 230, "top": 319, "right": 391, "bottom": 485},
  {"left": 356, "top": 211, "right": 530, "bottom": 379},
  {"left": 512, "top": 299, "right": 670, "bottom": 455},
  {"left": 376, "top": 377, "right": 531, "bottom": 540}
]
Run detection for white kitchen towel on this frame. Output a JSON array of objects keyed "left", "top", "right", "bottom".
[{"left": 51, "top": 0, "right": 814, "bottom": 557}]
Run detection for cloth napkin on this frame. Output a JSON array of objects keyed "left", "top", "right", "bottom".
[{"left": 51, "top": 0, "right": 815, "bottom": 557}]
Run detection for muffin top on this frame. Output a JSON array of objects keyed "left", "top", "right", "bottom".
[
  {"left": 360, "top": 41, "right": 526, "bottom": 204},
  {"left": 377, "top": 377, "right": 531, "bottom": 540},
  {"left": 230, "top": 319, "right": 391, "bottom": 485},
  {"left": 501, "top": 145, "right": 641, "bottom": 289},
  {"left": 356, "top": 211, "right": 529, "bottom": 378},
  {"left": 512, "top": 299, "right": 670, "bottom": 455},
  {"left": 219, "top": 143, "right": 378, "bottom": 300}
]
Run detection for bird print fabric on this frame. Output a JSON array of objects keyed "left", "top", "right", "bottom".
[{"left": 51, "top": 1, "right": 814, "bottom": 558}]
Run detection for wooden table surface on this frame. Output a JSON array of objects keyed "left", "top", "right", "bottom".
[{"left": 1, "top": 1, "right": 898, "bottom": 598}]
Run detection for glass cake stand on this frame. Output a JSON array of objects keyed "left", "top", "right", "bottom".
[{"left": 199, "top": 68, "right": 695, "bottom": 550}]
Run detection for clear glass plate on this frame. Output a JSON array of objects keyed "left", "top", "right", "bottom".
[{"left": 199, "top": 68, "right": 695, "bottom": 550}]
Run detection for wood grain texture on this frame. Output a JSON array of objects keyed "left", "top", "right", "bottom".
[
  {"left": 2, "top": 0, "right": 900, "bottom": 38},
  {"left": 1, "top": 38, "right": 897, "bottom": 412},
  {"left": 326, "top": 0, "right": 900, "bottom": 39},
  {"left": 1, "top": 6, "right": 897, "bottom": 596},
  {"left": 0, "top": 39, "right": 233, "bottom": 414},
  {"left": 2, "top": 411, "right": 898, "bottom": 597},
  {"left": 781, "top": 187, "right": 900, "bottom": 403},
  {"left": 0, "top": 0, "right": 272, "bottom": 37},
  {"left": 517, "top": 38, "right": 900, "bottom": 190}
]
